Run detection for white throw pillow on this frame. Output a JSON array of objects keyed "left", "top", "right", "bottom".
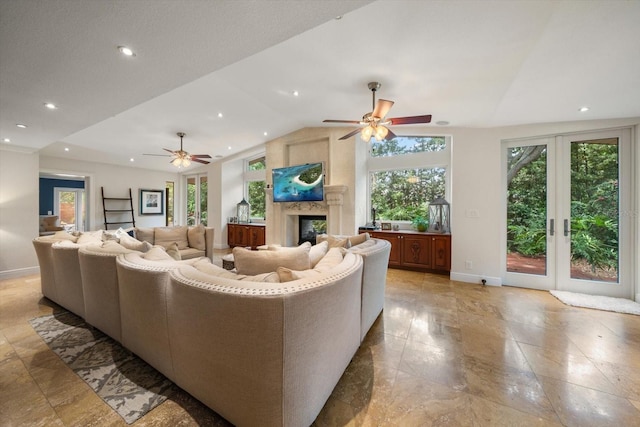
[{"left": 309, "top": 241, "right": 329, "bottom": 268}]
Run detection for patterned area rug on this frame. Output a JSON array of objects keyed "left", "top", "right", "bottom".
[
  {"left": 30, "top": 311, "right": 175, "bottom": 424},
  {"left": 550, "top": 290, "right": 640, "bottom": 315}
]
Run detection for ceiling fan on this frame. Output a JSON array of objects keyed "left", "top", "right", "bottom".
[
  {"left": 144, "top": 132, "right": 211, "bottom": 167},
  {"left": 323, "top": 82, "right": 432, "bottom": 141}
]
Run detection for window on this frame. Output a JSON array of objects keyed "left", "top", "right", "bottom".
[
  {"left": 244, "top": 155, "right": 266, "bottom": 220},
  {"left": 368, "top": 136, "right": 450, "bottom": 222}
]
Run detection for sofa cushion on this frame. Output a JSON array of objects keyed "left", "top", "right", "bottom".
[
  {"left": 317, "top": 234, "right": 350, "bottom": 249},
  {"left": 309, "top": 241, "right": 329, "bottom": 268},
  {"left": 166, "top": 242, "right": 182, "bottom": 260},
  {"left": 99, "top": 240, "right": 135, "bottom": 254},
  {"left": 155, "top": 226, "right": 189, "bottom": 250},
  {"left": 187, "top": 224, "right": 206, "bottom": 251},
  {"left": 141, "top": 246, "right": 174, "bottom": 261},
  {"left": 119, "top": 233, "right": 153, "bottom": 252},
  {"left": 233, "top": 245, "right": 310, "bottom": 276},
  {"left": 350, "top": 238, "right": 377, "bottom": 251},
  {"left": 134, "top": 227, "right": 155, "bottom": 244},
  {"left": 193, "top": 259, "right": 280, "bottom": 282},
  {"left": 178, "top": 248, "right": 206, "bottom": 260}
]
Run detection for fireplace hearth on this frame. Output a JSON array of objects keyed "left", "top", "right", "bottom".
[{"left": 298, "top": 215, "right": 327, "bottom": 245}]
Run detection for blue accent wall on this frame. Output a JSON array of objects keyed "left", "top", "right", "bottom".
[{"left": 39, "top": 178, "right": 84, "bottom": 215}]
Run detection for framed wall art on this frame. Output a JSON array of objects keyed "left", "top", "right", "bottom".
[{"left": 140, "top": 189, "right": 164, "bottom": 215}]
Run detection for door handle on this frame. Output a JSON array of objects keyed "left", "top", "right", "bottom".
[
  {"left": 564, "top": 219, "right": 570, "bottom": 236},
  {"left": 549, "top": 219, "right": 554, "bottom": 236}
]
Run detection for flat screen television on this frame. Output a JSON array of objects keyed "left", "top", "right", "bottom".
[{"left": 272, "top": 162, "right": 324, "bottom": 203}]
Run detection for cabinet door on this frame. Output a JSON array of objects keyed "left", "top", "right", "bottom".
[
  {"left": 249, "top": 226, "right": 265, "bottom": 249},
  {"left": 401, "top": 234, "right": 431, "bottom": 268},
  {"left": 227, "top": 224, "right": 236, "bottom": 247},
  {"left": 370, "top": 232, "right": 401, "bottom": 266},
  {"left": 431, "top": 235, "right": 451, "bottom": 271}
]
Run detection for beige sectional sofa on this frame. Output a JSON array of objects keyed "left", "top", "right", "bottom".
[
  {"left": 32, "top": 229, "right": 390, "bottom": 426},
  {"left": 134, "top": 224, "right": 214, "bottom": 261}
]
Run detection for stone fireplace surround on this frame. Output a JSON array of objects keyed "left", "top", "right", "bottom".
[{"left": 268, "top": 185, "right": 347, "bottom": 247}]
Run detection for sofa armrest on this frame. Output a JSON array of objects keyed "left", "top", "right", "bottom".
[{"left": 204, "top": 227, "right": 214, "bottom": 261}]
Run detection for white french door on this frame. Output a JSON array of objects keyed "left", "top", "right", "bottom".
[
  {"left": 503, "top": 128, "right": 633, "bottom": 298},
  {"left": 185, "top": 174, "right": 208, "bottom": 226},
  {"left": 54, "top": 187, "right": 85, "bottom": 232}
]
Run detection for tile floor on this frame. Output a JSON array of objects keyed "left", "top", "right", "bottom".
[{"left": 1, "top": 268, "right": 639, "bottom": 426}]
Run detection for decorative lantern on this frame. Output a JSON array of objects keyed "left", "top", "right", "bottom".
[
  {"left": 428, "top": 196, "right": 450, "bottom": 233},
  {"left": 237, "top": 198, "right": 250, "bottom": 223}
]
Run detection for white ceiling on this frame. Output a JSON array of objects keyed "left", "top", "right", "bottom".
[{"left": 2, "top": 0, "right": 639, "bottom": 173}]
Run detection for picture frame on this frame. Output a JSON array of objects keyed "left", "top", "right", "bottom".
[
  {"left": 139, "top": 189, "right": 164, "bottom": 215},
  {"left": 381, "top": 222, "right": 392, "bottom": 230}
]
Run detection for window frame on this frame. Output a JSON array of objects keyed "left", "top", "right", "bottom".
[
  {"left": 367, "top": 135, "right": 452, "bottom": 226},
  {"left": 243, "top": 153, "right": 267, "bottom": 222}
]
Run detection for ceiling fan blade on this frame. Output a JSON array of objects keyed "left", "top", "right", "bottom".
[
  {"left": 190, "top": 154, "right": 212, "bottom": 159},
  {"left": 338, "top": 128, "right": 363, "bottom": 140},
  {"left": 372, "top": 99, "right": 394, "bottom": 119},
  {"left": 323, "top": 119, "right": 361, "bottom": 124},
  {"left": 163, "top": 148, "right": 176, "bottom": 154},
  {"left": 384, "top": 128, "right": 398, "bottom": 140},
  {"left": 143, "top": 153, "right": 171, "bottom": 157},
  {"left": 191, "top": 158, "right": 210, "bottom": 164},
  {"left": 388, "top": 114, "right": 432, "bottom": 125}
]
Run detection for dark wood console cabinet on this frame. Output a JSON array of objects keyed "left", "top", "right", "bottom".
[
  {"left": 228, "top": 223, "right": 266, "bottom": 250},
  {"left": 360, "top": 229, "right": 451, "bottom": 273}
]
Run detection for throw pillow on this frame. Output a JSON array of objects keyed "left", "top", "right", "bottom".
[
  {"left": 76, "top": 230, "right": 104, "bottom": 245},
  {"left": 102, "top": 230, "right": 120, "bottom": 242},
  {"left": 52, "top": 230, "right": 78, "bottom": 242},
  {"left": 166, "top": 242, "right": 182, "bottom": 260},
  {"left": 119, "top": 233, "right": 152, "bottom": 252},
  {"left": 98, "top": 240, "right": 134, "bottom": 254},
  {"left": 193, "top": 259, "right": 279, "bottom": 282},
  {"left": 187, "top": 224, "right": 206, "bottom": 251},
  {"left": 233, "top": 245, "right": 311, "bottom": 276},
  {"left": 348, "top": 232, "right": 370, "bottom": 247},
  {"left": 326, "top": 235, "right": 349, "bottom": 249},
  {"left": 313, "top": 247, "right": 346, "bottom": 272},
  {"left": 141, "top": 246, "right": 174, "bottom": 261},
  {"left": 155, "top": 226, "right": 189, "bottom": 250},
  {"left": 309, "top": 240, "right": 329, "bottom": 268},
  {"left": 276, "top": 266, "right": 321, "bottom": 283},
  {"left": 134, "top": 227, "right": 155, "bottom": 244}
]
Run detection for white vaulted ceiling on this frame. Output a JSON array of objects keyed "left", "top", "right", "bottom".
[{"left": 1, "top": 0, "right": 639, "bottom": 172}]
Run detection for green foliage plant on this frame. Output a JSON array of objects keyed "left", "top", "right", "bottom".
[{"left": 412, "top": 216, "right": 429, "bottom": 232}]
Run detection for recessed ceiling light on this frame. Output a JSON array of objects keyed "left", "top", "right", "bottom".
[
  {"left": 579, "top": 106, "right": 590, "bottom": 112},
  {"left": 292, "top": 90, "right": 299, "bottom": 97},
  {"left": 335, "top": 15, "right": 342, "bottom": 20},
  {"left": 44, "top": 102, "right": 57, "bottom": 110},
  {"left": 263, "top": 132, "right": 268, "bottom": 136},
  {"left": 118, "top": 46, "right": 135, "bottom": 57},
  {"left": 2, "top": 138, "right": 10, "bottom": 143},
  {"left": 436, "top": 121, "right": 450, "bottom": 126},
  {"left": 16, "top": 123, "right": 27, "bottom": 128},
  {"left": 130, "top": 158, "right": 135, "bottom": 162},
  {"left": 218, "top": 112, "right": 223, "bottom": 118},
  {"left": 228, "top": 146, "right": 232, "bottom": 150},
  {"left": 64, "top": 147, "right": 69, "bottom": 152}
]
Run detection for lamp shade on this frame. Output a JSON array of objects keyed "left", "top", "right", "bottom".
[
  {"left": 427, "top": 196, "right": 450, "bottom": 233},
  {"left": 237, "top": 198, "right": 250, "bottom": 223}
]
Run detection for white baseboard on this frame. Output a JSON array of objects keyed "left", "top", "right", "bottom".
[
  {"left": 450, "top": 271, "right": 502, "bottom": 286},
  {"left": 0, "top": 266, "right": 40, "bottom": 281}
]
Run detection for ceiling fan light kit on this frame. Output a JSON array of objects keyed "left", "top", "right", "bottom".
[{"left": 323, "top": 82, "right": 432, "bottom": 142}]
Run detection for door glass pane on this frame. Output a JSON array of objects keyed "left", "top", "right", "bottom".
[
  {"left": 166, "top": 181, "right": 174, "bottom": 226},
  {"left": 187, "top": 177, "right": 196, "bottom": 225},
  {"left": 506, "top": 145, "right": 547, "bottom": 275},
  {"left": 59, "top": 191, "right": 77, "bottom": 231},
  {"left": 570, "top": 138, "right": 619, "bottom": 282},
  {"left": 199, "top": 176, "right": 208, "bottom": 226}
]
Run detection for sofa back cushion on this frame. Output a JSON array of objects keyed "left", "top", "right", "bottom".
[
  {"left": 118, "top": 233, "right": 153, "bottom": 252},
  {"left": 233, "top": 245, "right": 310, "bottom": 276},
  {"left": 155, "top": 226, "right": 189, "bottom": 250},
  {"left": 141, "top": 246, "right": 174, "bottom": 261},
  {"left": 187, "top": 224, "right": 206, "bottom": 251},
  {"left": 134, "top": 227, "right": 155, "bottom": 244}
]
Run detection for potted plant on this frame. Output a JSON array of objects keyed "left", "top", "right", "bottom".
[{"left": 412, "top": 216, "right": 429, "bottom": 232}]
